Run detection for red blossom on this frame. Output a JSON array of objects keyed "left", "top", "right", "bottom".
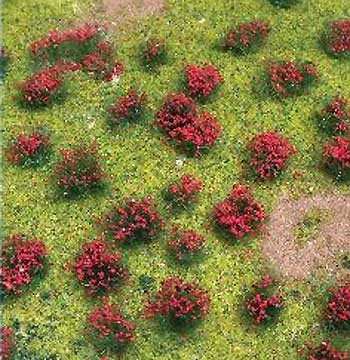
[
  {"left": 248, "top": 132, "right": 296, "bottom": 180},
  {"left": 73, "top": 239, "right": 127, "bottom": 296},
  {"left": 143, "top": 277, "right": 210, "bottom": 324},
  {"left": 223, "top": 20, "right": 270, "bottom": 53},
  {"left": 168, "top": 227, "right": 205, "bottom": 261},
  {"left": 87, "top": 303, "right": 135, "bottom": 352},
  {"left": 165, "top": 174, "right": 202, "bottom": 207},
  {"left": 322, "top": 136, "right": 350, "bottom": 180},
  {"left": 54, "top": 143, "right": 105, "bottom": 195},
  {"left": 184, "top": 64, "right": 223, "bottom": 99},
  {"left": 304, "top": 341, "right": 348, "bottom": 360},
  {"left": 0, "top": 327, "right": 14, "bottom": 360},
  {"left": 98, "top": 197, "right": 164, "bottom": 244},
  {"left": 6, "top": 130, "right": 50, "bottom": 166},
  {"left": 29, "top": 24, "right": 105, "bottom": 59},
  {"left": 109, "top": 88, "right": 147, "bottom": 125},
  {"left": 267, "top": 61, "right": 319, "bottom": 97},
  {"left": 213, "top": 184, "right": 266, "bottom": 239},
  {"left": 142, "top": 38, "right": 167, "bottom": 67},
  {"left": 324, "top": 19, "right": 350, "bottom": 57},
  {"left": 0, "top": 234, "right": 47, "bottom": 296},
  {"left": 326, "top": 283, "right": 350, "bottom": 327},
  {"left": 319, "top": 96, "right": 350, "bottom": 135},
  {"left": 20, "top": 62, "right": 79, "bottom": 106},
  {"left": 245, "top": 276, "right": 282, "bottom": 324}
]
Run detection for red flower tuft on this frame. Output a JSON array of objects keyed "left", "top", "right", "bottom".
[
  {"left": 87, "top": 303, "right": 135, "bottom": 352},
  {"left": 322, "top": 136, "right": 350, "bottom": 180},
  {"left": 223, "top": 20, "right": 270, "bottom": 54},
  {"left": 266, "top": 61, "right": 319, "bottom": 97},
  {"left": 245, "top": 275, "right": 282, "bottom": 324},
  {"left": 326, "top": 283, "right": 350, "bottom": 327},
  {"left": 304, "top": 341, "right": 348, "bottom": 360},
  {"left": 98, "top": 197, "right": 164, "bottom": 244},
  {"left": 20, "top": 62, "right": 79, "bottom": 106},
  {"left": 141, "top": 38, "right": 167, "bottom": 67},
  {"left": 73, "top": 239, "right": 128, "bottom": 296},
  {"left": 54, "top": 143, "right": 105, "bottom": 195},
  {"left": 165, "top": 174, "right": 202, "bottom": 208},
  {"left": 213, "top": 184, "right": 266, "bottom": 239},
  {"left": 324, "top": 19, "right": 350, "bottom": 57},
  {"left": 318, "top": 96, "right": 350, "bottom": 135},
  {"left": 248, "top": 132, "right": 296, "bottom": 180},
  {"left": 6, "top": 129, "right": 50, "bottom": 166},
  {"left": 143, "top": 277, "right": 210, "bottom": 325},
  {"left": 0, "top": 234, "right": 47, "bottom": 296},
  {"left": 0, "top": 327, "right": 15, "bottom": 360},
  {"left": 167, "top": 227, "right": 205, "bottom": 261},
  {"left": 184, "top": 64, "right": 223, "bottom": 99},
  {"left": 109, "top": 88, "right": 147, "bottom": 125}
]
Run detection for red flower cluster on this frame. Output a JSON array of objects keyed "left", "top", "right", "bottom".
[
  {"left": 322, "top": 136, "right": 350, "bottom": 180},
  {"left": 248, "top": 132, "right": 296, "bottom": 180},
  {"left": 223, "top": 20, "right": 270, "bottom": 54},
  {"left": 0, "top": 327, "right": 14, "bottom": 360},
  {"left": 157, "top": 93, "right": 197, "bottom": 134},
  {"left": 143, "top": 277, "right": 210, "bottom": 325},
  {"left": 326, "top": 283, "right": 350, "bottom": 327},
  {"left": 29, "top": 24, "right": 105, "bottom": 61},
  {"left": 73, "top": 239, "right": 127, "bottom": 296},
  {"left": 167, "top": 227, "right": 205, "bottom": 261},
  {"left": 184, "top": 64, "right": 223, "bottom": 99},
  {"left": 54, "top": 143, "right": 105, "bottom": 195},
  {"left": 165, "top": 174, "right": 202, "bottom": 208},
  {"left": 81, "top": 49, "right": 123, "bottom": 82},
  {"left": 318, "top": 96, "right": 350, "bottom": 134},
  {"left": 141, "top": 38, "right": 167, "bottom": 67},
  {"left": 87, "top": 303, "right": 135, "bottom": 352},
  {"left": 0, "top": 234, "right": 47, "bottom": 296},
  {"left": 213, "top": 184, "right": 266, "bottom": 239},
  {"left": 324, "top": 20, "right": 350, "bottom": 57},
  {"left": 109, "top": 88, "right": 147, "bottom": 125},
  {"left": 20, "top": 62, "right": 79, "bottom": 106},
  {"left": 245, "top": 275, "right": 283, "bottom": 324},
  {"left": 6, "top": 129, "right": 50, "bottom": 166},
  {"left": 98, "top": 197, "right": 164, "bottom": 244},
  {"left": 157, "top": 93, "right": 221, "bottom": 156},
  {"left": 267, "top": 61, "right": 319, "bottom": 97},
  {"left": 304, "top": 341, "right": 348, "bottom": 360}
]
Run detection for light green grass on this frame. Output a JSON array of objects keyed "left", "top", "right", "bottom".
[{"left": 2, "top": 0, "right": 350, "bottom": 359}]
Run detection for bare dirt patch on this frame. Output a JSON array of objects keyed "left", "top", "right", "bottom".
[
  {"left": 263, "top": 193, "right": 350, "bottom": 280},
  {"left": 102, "top": 0, "right": 165, "bottom": 19}
]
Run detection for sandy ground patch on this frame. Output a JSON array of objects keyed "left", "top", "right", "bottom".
[{"left": 263, "top": 193, "right": 350, "bottom": 279}]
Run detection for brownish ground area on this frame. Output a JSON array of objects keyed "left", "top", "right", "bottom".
[
  {"left": 263, "top": 193, "right": 350, "bottom": 280},
  {"left": 102, "top": 0, "right": 165, "bottom": 18}
]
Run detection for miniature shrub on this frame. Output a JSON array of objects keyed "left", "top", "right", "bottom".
[
  {"left": 143, "top": 277, "right": 210, "bottom": 326},
  {"left": 266, "top": 60, "right": 319, "bottom": 97},
  {"left": 322, "top": 136, "right": 350, "bottom": 181},
  {"left": 98, "top": 197, "right": 164, "bottom": 244},
  {"left": 108, "top": 88, "right": 147, "bottom": 125},
  {"left": 0, "top": 234, "right": 47, "bottom": 296},
  {"left": 87, "top": 303, "right": 135, "bottom": 353},
  {"left": 53, "top": 143, "right": 106, "bottom": 196},
  {"left": 247, "top": 131, "right": 296, "bottom": 180},
  {"left": 6, "top": 128, "right": 50, "bottom": 167},
  {"left": 213, "top": 184, "right": 266, "bottom": 239},
  {"left": 73, "top": 239, "right": 128, "bottom": 296},
  {"left": 245, "top": 275, "right": 283, "bottom": 324},
  {"left": 222, "top": 20, "right": 270, "bottom": 54},
  {"left": 167, "top": 227, "right": 205, "bottom": 262}
]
